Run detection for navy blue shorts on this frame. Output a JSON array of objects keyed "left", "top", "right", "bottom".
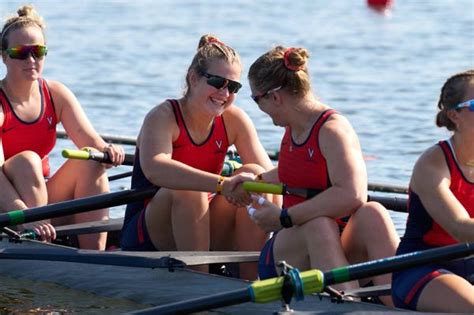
[
  {"left": 258, "top": 233, "right": 278, "bottom": 279},
  {"left": 392, "top": 257, "right": 474, "bottom": 310},
  {"left": 120, "top": 208, "right": 158, "bottom": 251}
]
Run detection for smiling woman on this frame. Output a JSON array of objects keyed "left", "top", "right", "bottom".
[
  {"left": 0, "top": 4, "right": 125, "bottom": 249},
  {"left": 120, "top": 34, "right": 276, "bottom": 280}
]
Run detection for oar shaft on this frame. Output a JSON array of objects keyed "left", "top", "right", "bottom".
[
  {"left": 0, "top": 186, "right": 158, "bottom": 228},
  {"left": 324, "top": 242, "right": 474, "bottom": 285},
  {"left": 243, "top": 182, "right": 408, "bottom": 212}
]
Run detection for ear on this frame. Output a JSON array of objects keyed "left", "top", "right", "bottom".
[
  {"left": 188, "top": 69, "right": 200, "bottom": 88},
  {"left": 446, "top": 109, "right": 461, "bottom": 128},
  {"left": 271, "top": 89, "right": 284, "bottom": 107}
]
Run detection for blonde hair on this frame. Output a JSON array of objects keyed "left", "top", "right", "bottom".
[
  {"left": 248, "top": 46, "right": 311, "bottom": 97},
  {"left": 183, "top": 34, "right": 241, "bottom": 97},
  {"left": 1, "top": 5, "right": 46, "bottom": 51},
  {"left": 435, "top": 69, "right": 474, "bottom": 131}
]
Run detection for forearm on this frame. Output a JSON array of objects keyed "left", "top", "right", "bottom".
[{"left": 143, "top": 157, "right": 223, "bottom": 193}]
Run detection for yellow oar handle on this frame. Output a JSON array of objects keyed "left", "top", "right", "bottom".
[
  {"left": 243, "top": 182, "right": 285, "bottom": 195},
  {"left": 62, "top": 148, "right": 97, "bottom": 160},
  {"left": 250, "top": 269, "right": 324, "bottom": 303}
]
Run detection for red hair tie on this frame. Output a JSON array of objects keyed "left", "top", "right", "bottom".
[
  {"left": 208, "top": 38, "right": 226, "bottom": 46},
  {"left": 284, "top": 48, "right": 304, "bottom": 71}
]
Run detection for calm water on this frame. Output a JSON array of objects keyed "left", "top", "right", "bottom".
[{"left": 0, "top": 0, "right": 473, "bottom": 313}]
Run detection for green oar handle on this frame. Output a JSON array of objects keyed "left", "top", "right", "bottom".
[{"left": 62, "top": 149, "right": 134, "bottom": 166}]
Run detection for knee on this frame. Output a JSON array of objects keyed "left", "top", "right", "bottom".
[
  {"left": 301, "top": 216, "right": 340, "bottom": 242},
  {"left": 6, "top": 151, "right": 43, "bottom": 175},
  {"left": 171, "top": 190, "right": 208, "bottom": 216}
]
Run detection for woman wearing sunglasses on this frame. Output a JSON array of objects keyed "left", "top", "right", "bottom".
[
  {"left": 246, "top": 46, "right": 399, "bottom": 305},
  {"left": 392, "top": 70, "right": 474, "bottom": 312},
  {"left": 0, "top": 5, "right": 124, "bottom": 249},
  {"left": 120, "top": 35, "right": 274, "bottom": 279}
]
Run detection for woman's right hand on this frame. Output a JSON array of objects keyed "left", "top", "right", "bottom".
[
  {"left": 19, "top": 220, "right": 56, "bottom": 242},
  {"left": 222, "top": 172, "right": 255, "bottom": 207}
]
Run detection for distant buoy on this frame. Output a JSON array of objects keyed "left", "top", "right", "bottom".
[{"left": 367, "top": 0, "right": 393, "bottom": 11}]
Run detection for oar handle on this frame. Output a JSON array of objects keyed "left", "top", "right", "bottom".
[
  {"left": 243, "top": 182, "right": 285, "bottom": 194},
  {"left": 62, "top": 149, "right": 134, "bottom": 166}
]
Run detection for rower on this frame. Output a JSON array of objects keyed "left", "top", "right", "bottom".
[
  {"left": 246, "top": 45, "right": 399, "bottom": 306},
  {"left": 392, "top": 69, "right": 474, "bottom": 312}
]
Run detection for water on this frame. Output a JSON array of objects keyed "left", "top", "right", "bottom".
[{"left": 0, "top": 0, "right": 473, "bottom": 313}]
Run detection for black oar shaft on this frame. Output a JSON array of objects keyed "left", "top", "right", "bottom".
[
  {"left": 324, "top": 242, "right": 474, "bottom": 285},
  {"left": 0, "top": 186, "right": 158, "bottom": 228},
  {"left": 131, "top": 288, "right": 250, "bottom": 315}
]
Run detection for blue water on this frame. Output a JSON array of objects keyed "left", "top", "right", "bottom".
[{"left": 0, "top": 0, "right": 473, "bottom": 313}]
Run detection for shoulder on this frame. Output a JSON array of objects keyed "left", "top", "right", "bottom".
[
  {"left": 145, "top": 100, "right": 175, "bottom": 122},
  {"left": 411, "top": 143, "right": 449, "bottom": 190},
  {"left": 320, "top": 112, "right": 356, "bottom": 143}
]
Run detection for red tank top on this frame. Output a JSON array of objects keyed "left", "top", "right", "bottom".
[
  {"left": 422, "top": 141, "right": 474, "bottom": 246},
  {"left": 279, "top": 109, "right": 337, "bottom": 208},
  {"left": 0, "top": 78, "right": 57, "bottom": 177},
  {"left": 170, "top": 99, "right": 229, "bottom": 174}
]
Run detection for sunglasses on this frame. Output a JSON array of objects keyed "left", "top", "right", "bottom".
[
  {"left": 453, "top": 99, "right": 474, "bottom": 112},
  {"left": 199, "top": 71, "right": 242, "bottom": 94},
  {"left": 5, "top": 44, "right": 48, "bottom": 60},
  {"left": 251, "top": 86, "right": 282, "bottom": 104}
]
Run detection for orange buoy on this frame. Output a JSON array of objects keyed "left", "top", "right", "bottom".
[{"left": 367, "top": 0, "right": 393, "bottom": 11}]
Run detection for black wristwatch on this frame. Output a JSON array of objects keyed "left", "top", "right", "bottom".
[{"left": 280, "top": 208, "right": 293, "bottom": 228}]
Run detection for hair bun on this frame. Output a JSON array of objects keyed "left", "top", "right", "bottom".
[
  {"left": 197, "top": 34, "right": 225, "bottom": 50},
  {"left": 283, "top": 47, "right": 308, "bottom": 71}
]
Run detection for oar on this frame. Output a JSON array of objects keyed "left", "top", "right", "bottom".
[
  {"left": 108, "top": 171, "right": 133, "bottom": 181},
  {"left": 62, "top": 149, "right": 135, "bottom": 166},
  {"left": 58, "top": 132, "right": 409, "bottom": 194},
  {"left": 131, "top": 242, "right": 474, "bottom": 314},
  {"left": 0, "top": 186, "right": 158, "bottom": 228},
  {"left": 243, "top": 182, "right": 407, "bottom": 212},
  {"left": 57, "top": 130, "right": 137, "bottom": 146}
]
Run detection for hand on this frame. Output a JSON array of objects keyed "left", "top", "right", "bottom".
[
  {"left": 222, "top": 172, "right": 255, "bottom": 206},
  {"left": 19, "top": 220, "right": 56, "bottom": 242},
  {"left": 103, "top": 143, "right": 125, "bottom": 167},
  {"left": 248, "top": 194, "right": 282, "bottom": 232}
]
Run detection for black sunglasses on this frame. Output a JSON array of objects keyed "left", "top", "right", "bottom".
[
  {"left": 251, "top": 86, "right": 282, "bottom": 104},
  {"left": 199, "top": 71, "right": 242, "bottom": 94}
]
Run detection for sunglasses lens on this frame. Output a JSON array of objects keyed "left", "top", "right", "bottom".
[
  {"left": 227, "top": 81, "right": 242, "bottom": 94},
  {"left": 207, "top": 76, "right": 227, "bottom": 90},
  {"left": 7, "top": 45, "right": 47, "bottom": 60}
]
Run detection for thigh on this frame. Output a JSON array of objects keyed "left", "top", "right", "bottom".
[{"left": 210, "top": 194, "right": 236, "bottom": 250}]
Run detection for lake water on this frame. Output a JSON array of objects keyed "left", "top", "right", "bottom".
[{"left": 0, "top": 0, "right": 473, "bottom": 313}]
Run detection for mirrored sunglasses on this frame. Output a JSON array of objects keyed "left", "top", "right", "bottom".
[
  {"left": 199, "top": 71, "right": 242, "bottom": 94},
  {"left": 5, "top": 44, "right": 48, "bottom": 60},
  {"left": 453, "top": 99, "right": 474, "bottom": 112}
]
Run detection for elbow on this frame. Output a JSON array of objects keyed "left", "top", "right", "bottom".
[{"left": 345, "top": 187, "right": 366, "bottom": 214}]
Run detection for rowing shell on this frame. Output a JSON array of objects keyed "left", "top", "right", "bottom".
[{"left": 0, "top": 236, "right": 407, "bottom": 314}]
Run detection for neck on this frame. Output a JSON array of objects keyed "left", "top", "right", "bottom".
[
  {"left": 2, "top": 77, "right": 37, "bottom": 104},
  {"left": 289, "top": 95, "right": 328, "bottom": 135},
  {"left": 179, "top": 97, "right": 214, "bottom": 130},
  {"left": 451, "top": 133, "right": 474, "bottom": 167}
]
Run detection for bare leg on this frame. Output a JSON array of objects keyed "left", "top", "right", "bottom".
[
  {"left": 47, "top": 159, "right": 109, "bottom": 250},
  {"left": 342, "top": 202, "right": 399, "bottom": 306},
  {"left": 146, "top": 188, "right": 210, "bottom": 272},
  {"left": 417, "top": 274, "right": 474, "bottom": 312},
  {"left": 274, "top": 216, "right": 359, "bottom": 292},
  {"left": 3, "top": 151, "right": 47, "bottom": 208}
]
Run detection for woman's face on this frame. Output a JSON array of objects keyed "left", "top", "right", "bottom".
[
  {"left": 3, "top": 25, "right": 46, "bottom": 82},
  {"left": 192, "top": 59, "right": 241, "bottom": 117},
  {"left": 250, "top": 82, "right": 285, "bottom": 127}
]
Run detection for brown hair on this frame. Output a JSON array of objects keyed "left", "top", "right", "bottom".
[
  {"left": 248, "top": 46, "right": 311, "bottom": 98},
  {"left": 1, "top": 5, "right": 45, "bottom": 52},
  {"left": 435, "top": 69, "right": 474, "bottom": 131},
  {"left": 183, "top": 34, "right": 241, "bottom": 98}
]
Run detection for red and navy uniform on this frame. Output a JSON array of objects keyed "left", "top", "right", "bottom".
[
  {"left": 259, "top": 109, "right": 338, "bottom": 279},
  {"left": 392, "top": 140, "right": 474, "bottom": 310},
  {"left": 0, "top": 78, "right": 57, "bottom": 177},
  {"left": 120, "top": 99, "right": 229, "bottom": 251}
]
